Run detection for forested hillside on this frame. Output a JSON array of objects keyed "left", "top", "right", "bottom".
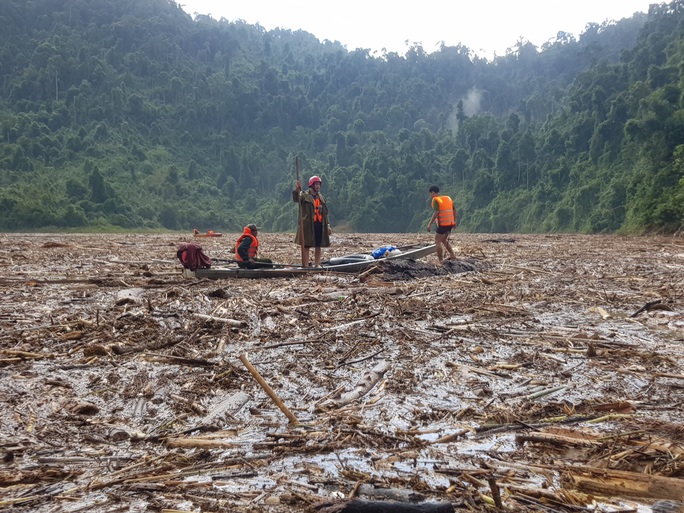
[{"left": 1, "top": 0, "right": 683, "bottom": 233}]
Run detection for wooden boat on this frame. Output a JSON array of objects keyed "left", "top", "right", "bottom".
[
  {"left": 183, "top": 243, "right": 436, "bottom": 279},
  {"left": 193, "top": 229, "right": 223, "bottom": 238}
]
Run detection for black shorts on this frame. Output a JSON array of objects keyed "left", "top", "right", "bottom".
[
  {"left": 309, "top": 221, "right": 323, "bottom": 247},
  {"left": 436, "top": 225, "right": 453, "bottom": 235}
]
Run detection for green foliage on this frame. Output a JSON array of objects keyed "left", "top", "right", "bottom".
[{"left": 0, "top": 0, "right": 682, "bottom": 234}]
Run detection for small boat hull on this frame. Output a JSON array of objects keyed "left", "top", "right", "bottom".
[{"left": 189, "top": 243, "right": 437, "bottom": 279}]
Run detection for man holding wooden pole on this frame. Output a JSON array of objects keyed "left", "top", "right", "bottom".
[{"left": 293, "top": 167, "right": 332, "bottom": 267}]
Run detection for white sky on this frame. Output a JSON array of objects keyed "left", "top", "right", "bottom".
[{"left": 179, "top": 1, "right": 655, "bottom": 59}]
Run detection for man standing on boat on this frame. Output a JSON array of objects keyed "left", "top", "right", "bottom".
[
  {"left": 235, "top": 224, "right": 273, "bottom": 269},
  {"left": 293, "top": 175, "right": 332, "bottom": 267},
  {"left": 426, "top": 185, "right": 457, "bottom": 263}
]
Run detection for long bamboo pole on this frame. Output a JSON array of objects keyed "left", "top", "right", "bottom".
[
  {"left": 295, "top": 156, "right": 307, "bottom": 266},
  {"left": 239, "top": 353, "right": 299, "bottom": 424}
]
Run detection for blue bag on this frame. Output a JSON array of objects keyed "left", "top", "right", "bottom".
[{"left": 372, "top": 245, "right": 397, "bottom": 259}]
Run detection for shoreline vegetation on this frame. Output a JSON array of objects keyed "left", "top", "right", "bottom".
[{"left": 1, "top": 1, "right": 683, "bottom": 234}]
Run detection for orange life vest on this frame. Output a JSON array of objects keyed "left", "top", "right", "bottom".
[
  {"left": 235, "top": 228, "right": 259, "bottom": 261},
  {"left": 313, "top": 196, "right": 323, "bottom": 223},
  {"left": 433, "top": 195, "right": 456, "bottom": 227}
]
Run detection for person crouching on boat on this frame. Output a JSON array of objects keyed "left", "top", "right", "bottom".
[
  {"left": 235, "top": 224, "right": 273, "bottom": 269},
  {"left": 426, "top": 185, "right": 457, "bottom": 263},
  {"left": 293, "top": 175, "right": 332, "bottom": 267}
]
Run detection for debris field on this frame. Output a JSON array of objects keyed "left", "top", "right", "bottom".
[{"left": 1, "top": 232, "right": 683, "bottom": 513}]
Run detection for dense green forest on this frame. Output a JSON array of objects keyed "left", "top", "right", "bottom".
[{"left": 1, "top": 0, "right": 683, "bottom": 234}]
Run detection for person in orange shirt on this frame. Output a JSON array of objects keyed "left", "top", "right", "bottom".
[{"left": 426, "top": 185, "right": 457, "bottom": 263}]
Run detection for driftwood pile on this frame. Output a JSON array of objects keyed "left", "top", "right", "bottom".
[{"left": 0, "top": 232, "right": 683, "bottom": 513}]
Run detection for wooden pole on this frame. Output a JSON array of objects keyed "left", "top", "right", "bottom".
[
  {"left": 239, "top": 353, "right": 299, "bottom": 424},
  {"left": 295, "top": 156, "right": 307, "bottom": 266}
]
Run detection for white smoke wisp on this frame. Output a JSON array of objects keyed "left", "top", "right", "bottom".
[
  {"left": 448, "top": 88, "right": 483, "bottom": 133},
  {"left": 463, "top": 88, "right": 483, "bottom": 116}
]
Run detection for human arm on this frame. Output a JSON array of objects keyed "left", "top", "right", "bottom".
[
  {"left": 320, "top": 195, "right": 332, "bottom": 235},
  {"left": 427, "top": 212, "right": 439, "bottom": 232},
  {"left": 292, "top": 180, "right": 303, "bottom": 202},
  {"left": 427, "top": 199, "right": 439, "bottom": 232}
]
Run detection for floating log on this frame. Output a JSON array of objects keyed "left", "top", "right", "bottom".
[
  {"left": 307, "top": 499, "right": 454, "bottom": 512},
  {"left": 316, "top": 360, "right": 390, "bottom": 411},
  {"left": 166, "top": 436, "right": 239, "bottom": 449},
  {"left": 629, "top": 299, "right": 663, "bottom": 318},
  {"left": 142, "top": 353, "right": 214, "bottom": 367},
  {"left": 651, "top": 501, "right": 683, "bottom": 513},
  {"left": 565, "top": 465, "right": 684, "bottom": 501},
  {"left": 357, "top": 484, "right": 425, "bottom": 502},
  {"left": 432, "top": 429, "right": 469, "bottom": 444},
  {"left": 195, "top": 313, "right": 247, "bottom": 328},
  {"left": 516, "top": 432, "right": 601, "bottom": 447},
  {"left": 200, "top": 391, "right": 251, "bottom": 426}
]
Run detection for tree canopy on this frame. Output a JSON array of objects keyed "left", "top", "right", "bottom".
[{"left": 1, "top": 0, "right": 683, "bottom": 234}]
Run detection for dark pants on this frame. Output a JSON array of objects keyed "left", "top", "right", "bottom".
[
  {"left": 307, "top": 221, "right": 323, "bottom": 248},
  {"left": 238, "top": 258, "right": 274, "bottom": 269}
]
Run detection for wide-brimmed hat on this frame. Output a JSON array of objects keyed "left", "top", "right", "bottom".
[{"left": 247, "top": 224, "right": 260, "bottom": 232}]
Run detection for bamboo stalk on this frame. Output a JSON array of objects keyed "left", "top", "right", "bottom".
[
  {"left": 487, "top": 477, "right": 504, "bottom": 510},
  {"left": 655, "top": 372, "right": 684, "bottom": 379},
  {"left": 239, "top": 353, "right": 299, "bottom": 424},
  {"left": 433, "top": 429, "right": 470, "bottom": 444},
  {"left": 526, "top": 385, "right": 567, "bottom": 400},
  {"left": 195, "top": 313, "right": 246, "bottom": 327}
]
